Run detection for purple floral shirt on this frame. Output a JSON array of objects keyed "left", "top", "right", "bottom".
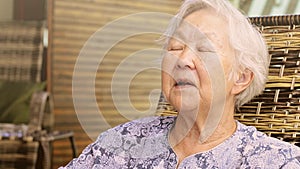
[{"left": 60, "top": 116, "right": 300, "bottom": 168}]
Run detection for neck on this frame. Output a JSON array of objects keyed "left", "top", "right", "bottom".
[{"left": 169, "top": 104, "right": 236, "bottom": 149}]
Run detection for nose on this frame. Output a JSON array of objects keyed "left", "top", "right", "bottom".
[{"left": 176, "top": 48, "right": 196, "bottom": 70}]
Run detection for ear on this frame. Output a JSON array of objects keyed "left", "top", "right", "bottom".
[{"left": 231, "top": 69, "right": 254, "bottom": 95}]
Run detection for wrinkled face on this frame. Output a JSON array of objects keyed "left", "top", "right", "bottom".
[{"left": 162, "top": 8, "right": 235, "bottom": 113}]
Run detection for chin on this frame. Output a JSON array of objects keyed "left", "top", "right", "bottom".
[{"left": 169, "top": 95, "right": 200, "bottom": 114}]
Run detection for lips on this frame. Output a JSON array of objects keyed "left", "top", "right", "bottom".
[{"left": 175, "top": 79, "right": 196, "bottom": 87}]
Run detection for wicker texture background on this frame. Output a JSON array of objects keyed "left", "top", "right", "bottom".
[
  {"left": 0, "top": 21, "right": 44, "bottom": 82},
  {"left": 157, "top": 15, "right": 300, "bottom": 145},
  {"left": 236, "top": 16, "right": 300, "bottom": 144}
]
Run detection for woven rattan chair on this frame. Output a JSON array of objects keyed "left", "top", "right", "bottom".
[
  {"left": 0, "top": 21, "right": 76, "bottom": 169},
  {"left": 157, "top": 14, "right": 300, "bottom": 146}
]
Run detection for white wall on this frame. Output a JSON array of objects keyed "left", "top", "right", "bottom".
[{"left": 0, "top": 0, "right": 14, "bottom": 21}]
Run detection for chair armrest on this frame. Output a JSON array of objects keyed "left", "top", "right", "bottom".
[{"left": 27, "top": 91, "right": 54, "bottom": 135}]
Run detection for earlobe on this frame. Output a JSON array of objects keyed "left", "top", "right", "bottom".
[{"left": 231, "top": 69, "right": 254, "bottom": 95}]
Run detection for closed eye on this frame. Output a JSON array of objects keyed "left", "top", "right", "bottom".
[
  {"left": 169, "top": 48, "right": 183, "bottom": 51},
  {"left": 196, "top": 43, "right": 215, "bottom": 53},
  {"left": 196, "top": 47, "right": 215, "bottom": 53},
  {"left": 168, "top": 46, "right": 184, "bottom": 51}
]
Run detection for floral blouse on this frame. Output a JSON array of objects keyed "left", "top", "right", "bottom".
[{"left": 60, "top": 116, "right": 300, "bottom": 169}]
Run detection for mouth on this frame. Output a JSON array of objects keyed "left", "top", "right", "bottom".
[{"left": 174, "top": 79, "right": 196, "bottom": 88}]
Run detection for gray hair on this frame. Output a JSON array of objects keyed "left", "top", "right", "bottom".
[{"left": 162, "top": 0, "right": 270, "bottom": 108}]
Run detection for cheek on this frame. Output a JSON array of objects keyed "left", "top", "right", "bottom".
[
  {"left": 194, "top": 59, "right": 211, "bottom": 87},
  {"left": 161, "top": 55, "right": 175, "bottom": 101},
  {"left": 195, "top": 60, "right": 213, "bottom": 101},
  {"left": 161, "top": 71, "right": 172, "bottom": 100}
]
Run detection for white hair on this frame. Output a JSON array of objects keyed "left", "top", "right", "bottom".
[{"left": 162, "top": 0, "right": 270, "bottom": 108}]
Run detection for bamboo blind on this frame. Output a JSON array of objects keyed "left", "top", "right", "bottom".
[{"left": 51, "top": 0, "right": 181, "bottom": 167}]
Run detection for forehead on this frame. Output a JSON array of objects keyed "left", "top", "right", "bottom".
[
  {"left": 170, "top": 8, "right": 228, "bottom": 45},
  {"left": 171, "top": 24, "right": 216, "bottom": 44}
]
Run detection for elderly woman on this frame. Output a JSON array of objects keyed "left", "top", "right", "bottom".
[{"left": 61, "top": 0, "right": 300, "bottom": 168}]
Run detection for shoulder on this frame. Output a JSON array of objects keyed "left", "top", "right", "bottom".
[
  {"left": 93, "top": 115, "right": 175, "bottom": 156},
  {"left": 237, "top": 121, "right": 300, "bottom": 168},
  {"left": 100, "top": 115, "right": 175, "bottom": 138},
  {"left": 94, "top": 115, "right": 175, "bottom": 158},
  {"left": 237, "top": 121, "right": 300, "bottom": 153}
]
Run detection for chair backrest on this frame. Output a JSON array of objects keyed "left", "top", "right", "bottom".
[
  {"left": 156, "top": 14, "right": 300, "bottom": 145},
  {"left": 0, "top": 21, "right": 45, "bottom": 82}
]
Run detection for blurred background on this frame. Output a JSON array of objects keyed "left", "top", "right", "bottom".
[{"left": 0, "top": 0, "right": 299, "bottom": 168}]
